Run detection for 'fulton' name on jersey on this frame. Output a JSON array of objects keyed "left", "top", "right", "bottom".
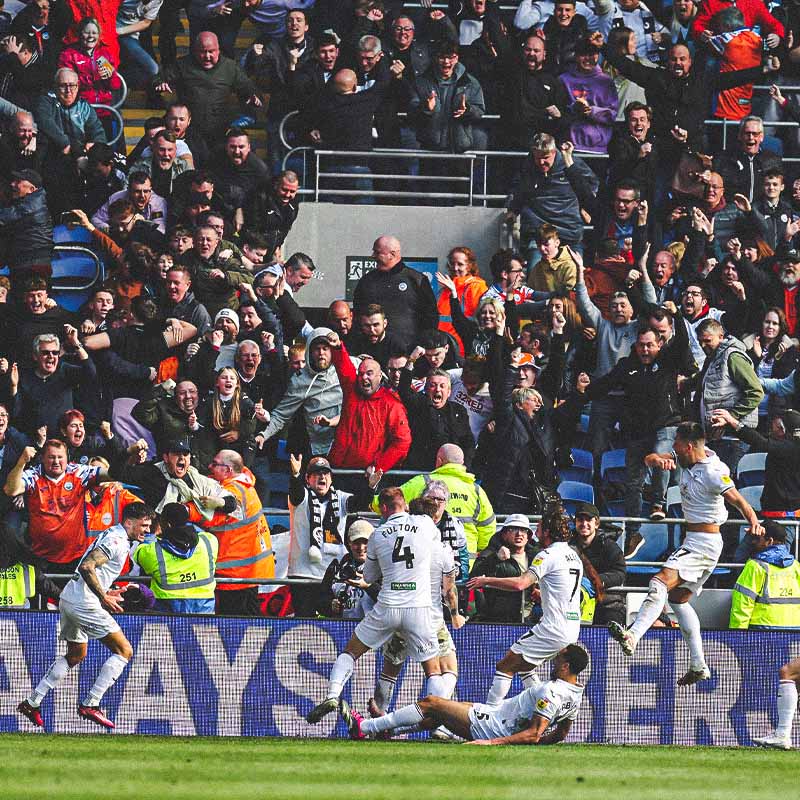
[{"left": 364, "top": 512, "right": 440, "bottom": 608}]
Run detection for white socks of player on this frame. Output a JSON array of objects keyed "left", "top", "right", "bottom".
[
  {"left": 27, "top": 656, "right": 71, "bottom": 707},
  {"left": 84, "top": 654, "right": 129, "bottom": 707},
  {"left": 519, "top": 670, "right": 541, "bottom": 690},
  {"left": 362, "top": 702, "right": 425, "bottom": 736},
  {"left": 486, "top": 671, "right": 513, "bottom": 707},
  {"left": 629, "top": 577, "right": 669, "bottom": 643},
  {"left": 426, "top": 674, "right": 447, "bottom": 698},
  {"left": 440, "top": 671, "right": 458, "bottom": 698},
  {"left": 327, "top": 652, "right": 355, "bottom": 700},
  {"left": 776, "top": 680, "right": 798, "bottom": 738},
  {"left": 374, "top": 671, "right": 397, "bottom": 712},
  {"left": 670, "top": 602, "right": 707, "bottom": 671}
]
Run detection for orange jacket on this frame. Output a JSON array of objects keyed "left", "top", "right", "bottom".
[
  {"left": 187, "top": 469, "right": 274, "bottom": 590},
  {"left": 85, "top": 482, "right": 144, "bottom": 538},
  {"left": 438, "top": 275, "right": 488, "bottom": 355}
]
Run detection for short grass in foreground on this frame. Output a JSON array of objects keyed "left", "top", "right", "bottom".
[{"left": 0, "top": 734, "right": 794, "bottom": 800}]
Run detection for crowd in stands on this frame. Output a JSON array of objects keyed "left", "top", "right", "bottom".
[{"left": 0, "top": 0, "right": 800, "bottom": 627}]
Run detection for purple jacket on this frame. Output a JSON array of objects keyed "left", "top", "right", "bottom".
[{"left": 559, "top": 65, "right": 618, "bottom": 153}]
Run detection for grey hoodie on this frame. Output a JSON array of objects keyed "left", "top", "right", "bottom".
[{"left": 261, "top": 327, "right": 343, "bottom": 455}]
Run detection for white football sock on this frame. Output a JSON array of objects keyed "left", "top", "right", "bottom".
[
  {"left": 519, "top": 669, "right": 541, "bottom": 690},
  {"left": 440, "top": 671, "right": 458, "bottom": 699},
  {"left": 28, "top": 656, "right": 71, "bottom": 707},
  {"left": 776, "top": 680, "right": 798, "bottom": 738},
  {"left": 362, "top": 702, "right": 425, "bottom": 735},
  {"left": 671, "top": 601, "right": 706, "bottom": 670},
  {"left": 629, "top": 578, "right": 668, "bottom": 642},
  {"left": 426, "top": 674, "right": 446, "bottom": 697},
  {"left": 326, "top": 652, "right": 355, "bottom": 699},
  {"left": 374, "top": 672, "right": 397, "bottom": 712},
  {"left": 84, "top": 654, "right": 128, "bottom": 706},
  {"left": 486, "top": 671, "right": 513, "bottom": 707}
]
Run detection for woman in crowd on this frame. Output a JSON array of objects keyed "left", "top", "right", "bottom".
[{"left": 437, "top": 246, "right": 488, "bottom": 356}]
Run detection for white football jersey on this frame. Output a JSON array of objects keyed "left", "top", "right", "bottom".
[
  {"left": 479, "top": 679, "right": 583, "bottom": 740},
  {"left": 60, "top": 525, "right": 131, "bottom": 609},
  {"left": 364, "top": 512, "right": 440, "bottom": 608},
  {"left": 527, "top": 541, "right": 583, "bottom": 637},
  {"left": 430, "top": 539, "right": 456, "bottom": 625},
  {"left": 678, "top": 448, "right": 732, "bottom": 526}
]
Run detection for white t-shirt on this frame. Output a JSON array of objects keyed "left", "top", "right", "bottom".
[
  {"left": 528, "top": 541, "right": 583, "bottom": 638},
  {"left": 60, "top": 525, "right": 131, "bottom": 609},
  {"left": 364, "top": 512, "right": 439, "bottom": 608},
  {"left": 448, "top": 369, "right": 493, "bottom": 439},
  {"left": 678, "top": 449, "right": 732, "bottom": 526},
  {"left": 474, "top": 678, "right": 583, "bottom": 739}
]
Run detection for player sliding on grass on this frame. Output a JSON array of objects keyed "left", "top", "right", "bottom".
[
  {"left": 17, "top": 502, "right": 156, "bottom": 731},
  {"left": 609, "top": 421, "right": 763, "bottom": 686},
  {"left": 306, "top": 487, "right": 451, "bottom": 725},
  {"left": 345, "top": 644, "right": 587, "bottom": 744}
]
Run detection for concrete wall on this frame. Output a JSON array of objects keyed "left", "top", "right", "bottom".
[{"left": 282, "top": 202, "right": 507, "bottom": 308}]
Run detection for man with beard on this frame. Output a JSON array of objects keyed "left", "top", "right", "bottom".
[
  {"left": 210, "top": 128, "right": 270, "bottom": 214},
  {"left": 346, "top": 304, "right": 405, "bottom": 369},
  {"left": 131, "top": 130, "right": 191, "bottom": 199}
]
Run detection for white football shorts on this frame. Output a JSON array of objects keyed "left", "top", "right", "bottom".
[
  {"left": 382, "top": 622, "right": 456, "bottom": 666},
  {"left": 354, "top": 604, "right": 439, "bottom": 662},
  {"left": 58, "top": 599, "right": 120, "bottom": 643},
  {"left": 663, "top": 531, "right": 723, "bottom": 596}
]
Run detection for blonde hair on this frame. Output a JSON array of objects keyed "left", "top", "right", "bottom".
[
  {"left": 475, "top": 296, "right": 505, "bottom": 326},
  {"left": 212, "top": 367, "right": 241, "bottom": 433}
]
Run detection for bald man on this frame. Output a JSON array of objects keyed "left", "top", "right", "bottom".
[
  {"left": 327, "top": 300, "right": 354, "bottom": 339},
  {"left": 352, "top": 236, "right": 438, "bottom": 350},
  {"left": 153, "top": 30, "right": 261, "bottom": 143}
]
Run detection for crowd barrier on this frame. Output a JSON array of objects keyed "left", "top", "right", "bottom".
[{"left": 1, "top": 612, "right": 798, "bottom": 745}]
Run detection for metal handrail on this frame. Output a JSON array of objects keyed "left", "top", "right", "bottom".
[
  {"left": 279, "top": 109, "right": 300, "bottom": 150},
  {"left": 51, "top": 245, "right": 103, "bottom": 291},
  {"left": 91, "top": 104, "right": 125, "bottom": 146},
  {"left": 111, "top": 73, "right": 128, "bottom": 111}
]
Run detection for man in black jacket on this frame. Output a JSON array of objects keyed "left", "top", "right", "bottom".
[
  {"left": 572, "top": 502, "right": 626, "bottom": 625},
  {"left": 287, "top": 33, "right": 341, "bottom": 109},
  {"left": 500, "top": 33, "right": 570, "bottom": 150},
  {"left": 243, "top": 170, "right": 300, "bottom": 260},
  {"left": 352, "top": 235, "right": 438, "bottom": 350},
  {"left": 398, "top": 362, "right": 474, "bottom": 470},
  {"left": 0, "top": 169, "right": 52, "bottom": 277},
  {"left": 584, "top": 323, "right": 696, "bottom": 553}
]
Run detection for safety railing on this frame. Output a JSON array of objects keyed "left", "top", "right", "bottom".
[
  {"left": 91, "top": 104, "right": 125, "bottom": 146},
  {"left": 51, "top": 244, "right": 104, "bottom": 292}
]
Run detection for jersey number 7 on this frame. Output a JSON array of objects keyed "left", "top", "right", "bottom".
[{"left": 392, "top": 536, "right": 415, "bottom": 569}]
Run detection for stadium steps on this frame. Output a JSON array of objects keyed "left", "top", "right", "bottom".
[{"left": 122, "top": 17, "right": 267, "bottom": 158}]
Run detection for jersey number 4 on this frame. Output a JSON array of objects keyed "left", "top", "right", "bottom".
[{"left": 392, "top": 536, "right": 415, "bottom": 569}]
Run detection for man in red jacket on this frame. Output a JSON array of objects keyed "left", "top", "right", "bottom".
[
  {"left": 691, "top": 0, "right": 784, "bottom": 45},
  {"left": 326, "top": 332, "right": 411, "bottom": 486}
]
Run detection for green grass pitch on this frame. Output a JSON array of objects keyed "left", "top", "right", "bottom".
[{"left": 0, "top": 735, "right": 795, "bottom": 800}]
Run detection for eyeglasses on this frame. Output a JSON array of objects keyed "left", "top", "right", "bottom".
[
  {"left": 0, "top": 413, "right": 9, "bottom": 419},
  {"left": 393, "top": 25, "right": 414, "bottom": 32},
  {"left": 57, "top": 83, "right": 79, "bottom": 90},
  {"left": 684, "top": 290, "right": 703, "bottom": 297},
  {"left": 426, "top": 496, "right": 447, "bottom": 503},
  {"left": 615, "top": 197, "right": 638, "bottom": 205},
  {"left": 39, "top": 349, "right": 59, "bottom": 356},
  {"left": 209, "top": 461, "right": 228, "bottom": 468}
]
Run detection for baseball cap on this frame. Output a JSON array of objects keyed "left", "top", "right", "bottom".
[
  {"left": 518, "top": 353, "right": 542, "bottom": 372},
  {"left": 11, "top": 169, "right": 42, "bottom": 188},
  {"left": 164, "top": 438, "right": 191, "bottom": 454},
  {"left": 160, "top": 502, "right": 189, "bottom": 529},
  {"left": 574, "top": 501, "right": 600, "bottom": 519},
  {"left": 347, "top": 519, "right": 374, "bottom": 542},
  {"left": 783, "top": 249, "right": 800, "bottom": 264},
  {"left": 215, "top": 308, "right": 240, "bottom": 330},
  {"left": 306, "top": 456, "right": 332, "bottom": 475},
  {"left": 498, "top": 513, "right": 534, "bottom": 533}
]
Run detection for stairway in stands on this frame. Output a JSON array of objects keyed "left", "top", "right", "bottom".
[{"left": 122, "top": 15, "right": 268, "bottom": 159}]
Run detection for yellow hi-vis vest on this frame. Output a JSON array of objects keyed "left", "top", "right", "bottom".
[
  {"left": 580, "top": 585, "right": 596, "bottom": 623},
  {"left": 0, "top": 563, "right": 36, "bottom": 607},
  {"left": 730, "top": 558, "right": 800, "bottom": 629},
  {"left": 133, "top": 532, "right": 218, "bottom": 600}
]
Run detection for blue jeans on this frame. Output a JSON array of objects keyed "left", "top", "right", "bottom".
[
  {"left": 119, "top": 35, "right": 159, "bottom": 81},
  {"left": 587, "top": 394, "right": 624, "bottom": 468},
  {"left": 625, "top": 426, "right": 678, "bottom": 533},
  {"left": 153, "top": 598, "right": 215, "bottom": 614},
  {"left": 711, "top": 437, "right": 748, "bottom": 476}
]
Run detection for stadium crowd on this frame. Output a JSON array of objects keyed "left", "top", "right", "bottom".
[{"left": 0, "top": 0, "right": 799, "bottom": 630}]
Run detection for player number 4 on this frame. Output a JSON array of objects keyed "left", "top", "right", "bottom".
[{"left": 392, "top": 536, "right": 415, "bottom": 569}]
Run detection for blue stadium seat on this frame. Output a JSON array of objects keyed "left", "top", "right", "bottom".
[
  {"left": 666, "top": 485, "right": 682, "bottom": 519},
  {"left": 605, "top": 499, "right": 626, "bottom": 517},
  {"left": 276, "top": 439, "right": 289, "bottom": 463},
  {"left": 557, "top": 480, "right": 594, "bottom": 516},
  {"left": 736, "top": 451, "right": 767, "bottom": 488},
  {"left": 53, "top": 223, "right": 94, "bottom": 245},
  {"left": 266, "top": 512, "right": 290, "bottom": 532},
  {"left": 268, "top": 472, "right": 290, "bottom": 509},
  {"left": 600, "top": 448, "right": 627, "bottom": 484},
  {"left": 740, "top": 484, "right": 763, "bottom": 512},
  {"left": 559, "top": 448, "right": 593, "bottom": 484},
  {"left": 627, "top": 523, "right": 669, "bottom": 575}
]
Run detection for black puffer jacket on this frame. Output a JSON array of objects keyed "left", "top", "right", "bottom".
[
  {"left": 572, "top": 530, "right": 627, "bottom": 624},
  {"left": 0, "top": 187, "right": 53, "bottom": 269}
]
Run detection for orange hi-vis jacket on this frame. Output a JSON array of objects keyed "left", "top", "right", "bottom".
[
  {"left": 438, "top": 274, "right": 488, "bottom": 356},
  {"left": 188, "top": 469, "right": 274, "bottom": 590},
  {"left": 85, "top": 483, "right": 144, "bottom": 538}
]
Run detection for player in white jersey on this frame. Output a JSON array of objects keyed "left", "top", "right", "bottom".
[
  {"left": 17, "top": 502, "right": 155, "bottom": 731},
  {"left": 345, "top": 644, "right": 589, "bottom": 744},
  {"left": 609, "top": 422, "right": 763, "bottom": 685},
  {"left": 368, "top": 492, "right": 466, "bottom": 737},
  {"left": 467, "top": 507, "right": 585, "bottom": 707},
  {"left": 307, "top": 487, "right": 449, "bottom": 725}
]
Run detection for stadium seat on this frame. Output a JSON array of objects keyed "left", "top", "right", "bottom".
[
  {"left": 736, "top": 451, "right": 767, "bottom": 488},
  {"left": 266, "top": 512, "right": 290, "bottom": 533},
  {"left": 53, "top": 223, "right": 94, "bottom": 245},
  {"left": 605, "top": 498, "right": 626, "bottom": 518},
  {"left": 268, "top": 472, "right": 290, "bottom": 509},
  {"left": 600, "top": 448, "right": 627, "bottom": 484},
  {"left": 740, "top": 484, "right": 763, "bottom": 513},
  {"left": 627, "top": 523, "right": 669, "bottom": 575},
  {"left": 666, "top": 485, "right": 682, "bottom": 519},
  {"left": 559, "top": 448, "right": 593, "bottom": 484},
  {"left": 276, "top": 439, "right": 289, "bottom": 463},
  {"left": 557, "top": 480, "right": 594, "bottom": 516}
]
